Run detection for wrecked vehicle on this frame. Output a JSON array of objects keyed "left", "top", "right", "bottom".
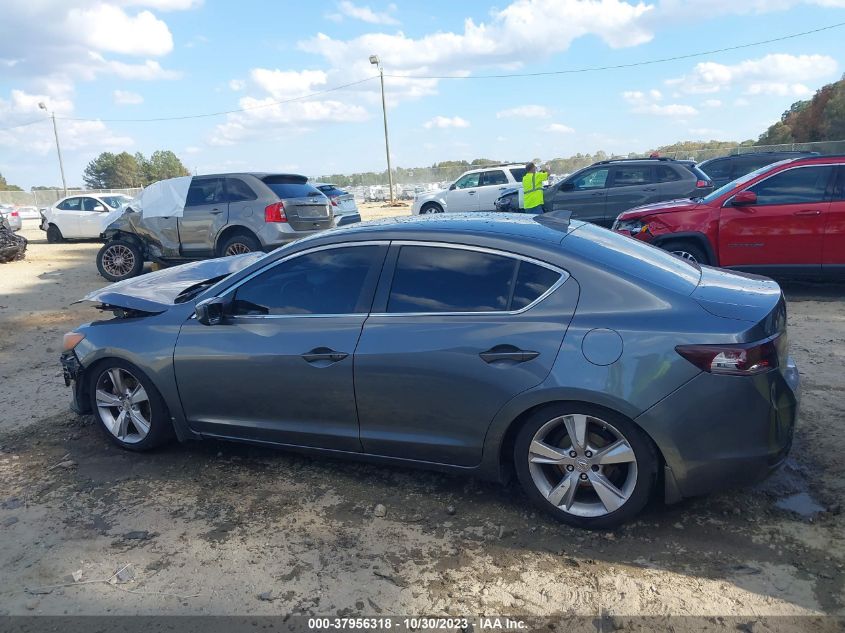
[
  {"left": 0, "top": 214, "right": 27, "bottom": 263},
  {"left": 96, "top": 173, "right": 334, "bottom": 281},
  {"left": 63, "top": 212, "right": 799, "bottom": 529}
]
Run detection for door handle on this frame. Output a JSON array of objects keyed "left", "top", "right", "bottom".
[
  {"left": 794, "top": 209, "right": 821, "bottom": 216},
  {"left": 591, "top": 192, "right": 603, "bottom": 196},
  {"left": 209, "top": 208, "right": 222, "bottom": 215},
  {"left": 480, "top": 345, "right": 539, "bottom": 364},
  {"left": 467, "top": 191, "right": 476, "bottom": 195},
  {"left": 642, "top": 188, "right": 657, "bottom": 192},
  {"left": 301, "top": 347, "right": 349, "bottom": 364}
]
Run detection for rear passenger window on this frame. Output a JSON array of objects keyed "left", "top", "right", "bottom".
[
  {"left": 611, "top": 166, "right": 652, "bottom": 186},
  {"left": 511, "top": 262, "right": 561, "bottom": 310},
  {"left": 388, "top": 246, "right": 516, "bottom": 313},
  {"left": 700, "top": 159, "right": 731, "bottom": 180},
  {"left": 509, "top": 167, "right": 527, "bottom": 182},
  {"left": 481, "top": 170, "right": 508, "bottom": 186},
  {"left": 656, "top": 166, "right": 681, "bottom": 182},
  {"left": 186, "top": 178, "right": 225, "bottom": 206},
  {"left": 226, "top": 178, "right": 257, "bottom": 202},
  {"left": 232, "top": 246, "right": 381, "bottom": 316}
]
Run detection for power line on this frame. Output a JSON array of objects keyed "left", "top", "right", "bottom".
[
  {"left": 0, "top": 117, "right": 49, "bottom": 131},
  {"left": 384, "top": 21, "right": 845, "bottom": 79}
]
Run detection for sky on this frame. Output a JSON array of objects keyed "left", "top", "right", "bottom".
[{"left": 1, "top": 0, "right": 844, "bottom": 189}]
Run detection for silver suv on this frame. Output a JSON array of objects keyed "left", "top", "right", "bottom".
[
  {"left": 412, "top": 164, "right": 527, "bottom": 214},
  {"left": 96, "top": 173, "right": 333, "bottom": 281}
]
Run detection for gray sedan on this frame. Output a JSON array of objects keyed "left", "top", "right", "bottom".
[{"left": 60, "top": 213, "right": 799, "bottom": 528}]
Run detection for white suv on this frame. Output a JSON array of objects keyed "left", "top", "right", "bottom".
[
  {"left": 411, "top": 164, "right": 527, "bottom": 214},
  {"left": 40, "top": 194, "right": 132, "bottom": 242}
]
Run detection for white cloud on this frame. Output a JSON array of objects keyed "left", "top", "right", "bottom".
[
  {"left": 336, "top": 1, "right": 399, "bottom": 25},
  {"left": 545, "top": 123, "right": 575, "bottom": 133},
  {"left": 250, "top": 69, "right": 328, "bottom": 99},
  {"left": 65, "top": 4, "right": 174, "bottom": 57},
  {"left": 734, "top": 97, "right": 751, "bottom": 107},
  {"left": 113, "top": 89, "right": 144, "bottom": 105},
  {"left": 702, "top": 99, "right": 722, "bottom": 108},
  {"left": 0, "top": 89, "right": 132, "bottom": 155},
  {"left": 229, "top": 79, "right": 246, "bottom": 91},
  {"left": 667, "top": 54, "right": 837, "bottom": 96},
  {"left": 423, "top": 116, "right": 470, "bottom": 129},
  {"left": 184, "top": 146, "right": 201, "bottom": 154},
  {"left": 127, "top": 0, "right": 204, "bottom": 10},
  {"left": 496, "top": 105, "right": 552, "bottom": 119},
  {"left": 91, "top": 55, "right": 182, "bottom": 80},
  {"left": 623, "top": 90, "right": 698, "bottom": 117}
]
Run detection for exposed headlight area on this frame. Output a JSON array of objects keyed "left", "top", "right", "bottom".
[
  {"left": 62, "top": 331, "right": 85, "bottom": 352},
  {"left": 612, "top": 218, "right": 649, "bottom": 234}
]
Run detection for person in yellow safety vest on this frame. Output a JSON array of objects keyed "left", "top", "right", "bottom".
[{"left": 522, "top": 162, "right": 549, "bottom": 213}]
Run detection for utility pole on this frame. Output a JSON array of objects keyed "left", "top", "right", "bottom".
[
  {"left": 39, "top": 102, "right": 67, "bottom": 197},
  {"left": 369, "top": 55, "right": 395, "bottom": 205}
]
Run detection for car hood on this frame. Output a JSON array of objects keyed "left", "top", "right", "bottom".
[
  {"left": 618, "top": 198, "right": 702, "bottom": 220},
  {"left": 80, "top": 252, "right": 266, "bottom": 313},
  {"left": 416, "top": 189, "right": 448, "bottom": 203}
]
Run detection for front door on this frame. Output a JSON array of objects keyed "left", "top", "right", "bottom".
[
  {"left": 354, "top": 243, "right": 578, "bottom": 466},
  {"left": 77, "top": 197, "right": 109, "bottom": 238},
  {"left": 180, "top": 176, "right": 228, "bottom": 255},
  {"left": 446, "top": 172, "right": 481, "bottom": 212},
  {"left": 174, "top": 243, "right": 388, "bottom": 450},
  {"left": 719, "top": 164, "right": 834, "bottom": 270},
  {"left": 549, "top": 167, "right": 609, "bottom": 224}
]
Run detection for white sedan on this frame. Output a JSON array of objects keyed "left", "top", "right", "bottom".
[{"left": 40, "top": 194, "right": 132, "bottom": 242}]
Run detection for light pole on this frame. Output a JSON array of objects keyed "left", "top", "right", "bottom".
[
  {"left": 39, "top": 102, "right": 67, "bottom": 197},
  {"left": 369, "top": 54, "right": 395, "bottom": 205}
]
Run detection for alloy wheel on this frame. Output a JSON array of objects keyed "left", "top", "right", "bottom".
[
  {"left": 527, "top": 413, "right": 638, "bottom": 518},
  {"left": 224, "top": 242, "right": 252, "bottom": 256},
  {"left": 671, "top": 250, "right": 698, "bottom": 263},
  {"left": 95, "top": 368, "right": 151, "bottom": 444},
  {"left": 101, "top": 244, "right": 136, "bottom": 278}
]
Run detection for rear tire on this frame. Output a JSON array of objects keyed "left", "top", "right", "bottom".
[
  {"left": 88, "top": 359, "right": 173, "bottom": 452},
  {"left": 46, "top": 224, "right": 63, "bottom": 243},
  {"left": 419, "top": 202, "right": 444, "bottom": 215},
  {"left": 662, "top": 240, "right": 709, "bottom": 265},
  {"left": 97, "top": 239, "right": 144, "bottom": 281},
  {"left": 220, "top": 232, "right": 260, "bottom": 257},
  {"left": 513, "top": 403, "right": 657, "bottom": 529}
]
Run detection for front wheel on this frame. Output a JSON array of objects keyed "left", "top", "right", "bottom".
[
  {"left": 419, "top": 202, "right": 444, "bottom": 215},
  {"left": 88, "top": 359, "right": 173, "bottom": 451},
  {"left": 46, "top": 224, "right": 63, "bottom": 243},
  {"left": 514, "top": 404, "right": 657, "bottom": 529},
  {"left": 97, "top": 239, "right": 144, "bottom": 281}
]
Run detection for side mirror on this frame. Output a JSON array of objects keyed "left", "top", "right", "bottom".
[
  {"left": 731, "top": 190, "right": 757, "bottom": 206},
  {"left": 560, "top": 182, "right": 575, "bottom": 192},
  {"left": 195, "top": 297, "right": 226, "bottom": 326},
  {"left": 449, "top": 183, "right": 457, "bottom": 191}
]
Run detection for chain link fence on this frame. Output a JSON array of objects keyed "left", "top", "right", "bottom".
[{"left": 0, "top": 187, "right": 142, "bottom": 208}]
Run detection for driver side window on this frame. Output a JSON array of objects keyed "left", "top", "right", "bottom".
[
  {"left": 231, "top": 246, "right": 383, "bottom": 316},
  {"left": 572, "top": 168, "right": 609, "bottom": 190},
  {"left": 58, "top": 197, "right": 81, "bottom": 211},
  {"left": 454, "top": 173, "right": 480, "bottom": 189}
]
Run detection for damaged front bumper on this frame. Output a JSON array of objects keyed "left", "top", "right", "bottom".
[{"left": 60, "top": 351, "right": 90, "bottom": 414}]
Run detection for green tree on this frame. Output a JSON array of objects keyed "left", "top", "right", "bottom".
[
  {"left": 83, "top": 152, "right": 118, "bottom": 188},
  {"left": 757, "top": 121, "right": 795, "bottom": 145},
  {"left": 142, "top": 150, "right": 190, "bottom": 184},
  {"left": 0, "top": 172, "right": 23, "bottom": 191}
]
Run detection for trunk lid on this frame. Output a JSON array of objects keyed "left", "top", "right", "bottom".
[
  {"left": 691, "top": 266, "right": 785, "bottom": 336},
  {"left": 80, "top": 252, "right": 265, "bottom": 313}
]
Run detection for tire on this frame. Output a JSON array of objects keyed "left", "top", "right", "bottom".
[
  {"left": 97, "top": 239, "right": 144, "bottom": 282},
  {"left": 513, "top": 403, "right": 658, "bottom": 529},
  {"left": 662, "top": 240, "right": 709, "bottom": 266},
  {"left": 46, "top": 224, "right": 63, "bottom": 243},
  {"left": 87, "top": 359, "right": 174, "bottom": 452},
  {"left": 419, "top": 202, "right": 444, "bottom": 215},
  {"left": 219, "top": 232, "right": 260, "bottom": 257}
]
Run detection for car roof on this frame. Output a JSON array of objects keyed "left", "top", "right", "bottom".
[
  {"left": 699, "top": 151, "right": 818, "bottom": 164},
  {"left": 590, "top": 157, "right": 692, "bottom": 166},
  {"left": 463, "top": 164, "right": 527, "bottom": 174},
  {"left": 198, "top": 172, "right": 310, "bottom": 180}
]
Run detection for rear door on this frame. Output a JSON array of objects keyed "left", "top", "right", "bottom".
[
  {"left": 180, "top": 177, "right": 228, "bottom": 255},
  {"left": 477, "top": 169, "right": 511, "bottom": 211},
  {"left": 354, "top": 243, "right": 578, "bottom": 466},
  {"left": 605, "top": 164, "right": 657, "bottom": 220},
  {"left": 446, "top": 172, "right": 481, "bottom": 212},
  {"left": 548, "top": 166, "right": 609, "bottom": 224},
  {"left": 261, "top": 177, "right": 332, "bottom": 232},
  {"left": 174, "top": 243, "right": 388, "bottom": 449},
  {"left": 718, "top": 164, "right": 834, "bottom": 271},
  {"left": 823, "top": 166, "right": 845, "bottom": 273}
]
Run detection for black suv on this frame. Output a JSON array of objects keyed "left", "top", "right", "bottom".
[
  {"left": 495, "top": 158, "right": 714, "bottom": 227},
  {"left": 698, "top": 151, "right": 818, "bottom": 189}
]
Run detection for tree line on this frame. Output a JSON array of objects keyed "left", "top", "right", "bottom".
[
  {"left": 757, "top": 75, "right": 845, "bottom": 146},
  {"left": 82, "top": 150, "right": 190, "bottom": 189}
]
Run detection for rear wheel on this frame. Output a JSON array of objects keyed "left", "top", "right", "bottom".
[
  {"left": 97, "top": 239, "right": 144, "bottom": 281},
  {"left": 220, "top": 232, "right": 260, "bottom": 257},
  {"left": 46, "top": 224, "right": 63, "bottom": 243},
  {"left": 662, "top": 240, "right": 709, "bottom": 265},
  {"left": 514, "top": 403, "right": 657, "bottom": 529},
  {"left": 88, "top": 359, "right": 173, "bottom": 452},
  {"left": 419, "top": 202, "right": 444, "bottom": 215}
]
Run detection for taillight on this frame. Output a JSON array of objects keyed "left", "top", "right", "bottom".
[
  {"left": 11, "top": 211, "right": 19, "bottom": 217},
  {"left": 675, "top": 336, "right": 780, "bottom": 376},
  {"left": 330, "top": 196, "right": 339, "bottom": 207},
  {"left": 696, "top": 179, "right": 711, "bottom": 188},
  {"left": 264, "top": 201, "right": 287, "bottom": 222}
]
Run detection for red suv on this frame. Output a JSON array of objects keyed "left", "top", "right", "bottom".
[{"left": 612, "top": 156, "right": 845, "bottom": 277}]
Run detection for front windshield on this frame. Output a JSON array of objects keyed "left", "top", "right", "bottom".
[
  {"left": 698, "top": 159, "right": 794, "bottom": 203},
  {"left": 100, "top": 195, "right": 131, "bottom": 208}
]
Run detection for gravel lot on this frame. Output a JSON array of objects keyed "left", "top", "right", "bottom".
[{"left": 0, "top": 213, "right": 843, "bottom": 624}]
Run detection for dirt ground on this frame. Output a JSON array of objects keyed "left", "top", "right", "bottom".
[{"left": 0, "top": 211, "right": 843, "bottom": 624}]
